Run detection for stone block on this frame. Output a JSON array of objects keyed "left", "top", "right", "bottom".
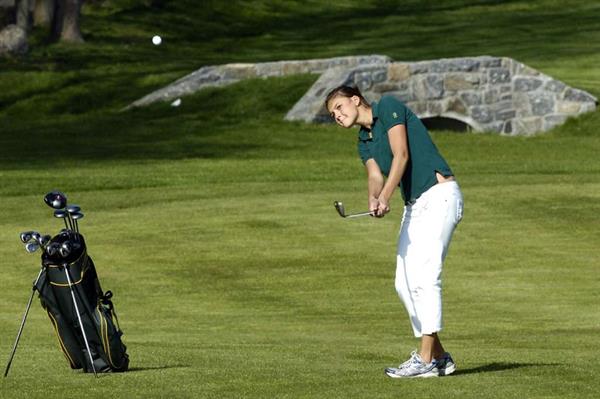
[
  {"left": 354, "top": 71, "right": 373, "bottom": 91},
  {"left": 460, "top": 91, "right": 482, "bottom": 106},
  {"left": 514, "top": 76, "right": 543, "bottom": 92},
  {"left": 256, "top": 62, "right": 283, "bottom": 77},
  {"left": 556, "top": 101, "right": 581, "bottom": 114},
  {"left": 484, "top": 89, "right": 498, "bottom": 104},
  {"left": 512, "top": 93, "right": 531, "bottom": 116},
  {"left": 409, "top": 62, "right": 429, "bottom": 74},
  {"left": 221, "top": 63, "right": 258, "bottom": 80},
  {"left": 372, "top": 68, "right": 388, "bottom": 83},
  {"left": 494, "top": 101, "right": 516, "bottom": 120},
  {"left": 470, "top": 106, "right": 493, "bottom": 123},
  {"left": 513, "top": 117, "right": 543, "bottom": 135},
  {"left": 355, "top": 55, "right": 393, "bottom": 65},
  {"left": 412, "top": 75, "right": 444, "bottom": 100},
  {"left": 281, "top": 62, "right": 310, "bottom": 75},
  {"left": 563, "top": 88, "right": 597, "bottom": 103},
  {"left": 544, "top": 80, "right": 566, "bottom": 93},
  {"left": 446, "top": 97, "right": 467, "bottom": 114},
  {"left": 431, "top": 58, "right": 481, "bottom": 72},
  {"left": 372, "top": 82, "right": 403, "bottom": 93},
  {"left": 580, "top": 102, "right": 597, "bottom": 113},
  {"left": 428, "top": 101, "right": 443, "bottom": 115},
  {"left": 489, "top": 68, "right": 511, "bottom": 84},
  {"left": 480, "top": 57, "right": 502, "bottom": 68},
  {"left": 388, "top": 63, "right": 410, "bottom": 81},
  {"left": 530, "top": 95, "right": 555, "bottom": 116},
  {"left": 444, "top": 73, "right": 480, "bottom": 91}
]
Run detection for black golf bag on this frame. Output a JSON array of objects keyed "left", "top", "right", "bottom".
[{"left": 35, "top": 231, "right": 129, "bottom": 373}]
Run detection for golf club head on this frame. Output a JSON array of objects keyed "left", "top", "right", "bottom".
[
  {"left": 46, "top": 242, "right": 60, "bottom": 256},
  {"left": 59, "top": 241, "right": 72, "bottom": 258},
  {"left": 54, "top": 209, "right": 72, "bottom": 230},
  {"left": 66, "top": 204, "right": 81, "bottom": 214},
  {"left": 44, "top": 191, "right": 67, "bottom": 210},
  {"left": 71, "top": 211, "right": 84, "bottom": 221},
  {"left": 333, "top": 201, "right": 346, "bottom": 218},
  {"left": 19, "top": 231, "right": 33, "bottom": 244},
  {"left": 31, "top": 232, "right": 41, "bottom": 243},
  {"left": 25, "top": 242, "right": 40, "bottom": 253},
  {"left": 39, "top": 234, "right": 52, "bottom": 247}
]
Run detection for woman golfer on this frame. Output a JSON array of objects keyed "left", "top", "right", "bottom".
[{"left": 325, "top": 85, "right": 463, "bottom": 378}]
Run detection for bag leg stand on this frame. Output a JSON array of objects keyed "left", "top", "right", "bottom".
[
  {"left": 63, "top": 264, "right": 98, "bottom": 378},
  {"left": 4, "top": 267, "right": 45, "bottom": 378}
]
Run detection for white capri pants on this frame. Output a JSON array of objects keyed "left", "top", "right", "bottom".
[{"left": 395, "top": 181, "right": 463, "bottom": 338}]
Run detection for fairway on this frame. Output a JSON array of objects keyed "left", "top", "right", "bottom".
[{"left": 1, "top": 1, "right": 600, "bottom": 398}]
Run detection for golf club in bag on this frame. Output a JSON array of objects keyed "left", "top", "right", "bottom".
[{"left": 4, "top": 191, "right": 129, "bottom": 377}]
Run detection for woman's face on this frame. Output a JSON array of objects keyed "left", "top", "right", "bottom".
[{"left": 327, "top": 95, "right": 360, "bottom": 128}]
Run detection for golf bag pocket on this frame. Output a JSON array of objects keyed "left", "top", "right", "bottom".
[{"left": 96, "top": 292, "right": 129, "bottom": 372}]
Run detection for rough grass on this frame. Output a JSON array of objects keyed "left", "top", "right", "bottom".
[{"left": 1, "top": 1, "right": 599, "bottom": 398}]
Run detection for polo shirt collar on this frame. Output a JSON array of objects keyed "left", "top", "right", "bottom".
[{"left": 358, "top": 101, "right": 379, "bottom": 141}]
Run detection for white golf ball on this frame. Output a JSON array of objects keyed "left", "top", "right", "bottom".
[{"left": 152, "top": 35, "right": 162, "bottom": 45}]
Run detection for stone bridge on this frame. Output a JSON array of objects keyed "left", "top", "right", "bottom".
[{"left": 128, "top": 55, "right": 597, "bottom": 135}]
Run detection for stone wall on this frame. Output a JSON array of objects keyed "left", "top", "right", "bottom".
[
  {"left": 127, "top": 55, "right": 597, "bottom": 135},
  {"left": 285, "top": 56, "right": 597, "bottom": 135},
  {"left": 125, "top": 55, "right": 390, "bottom": 109}
]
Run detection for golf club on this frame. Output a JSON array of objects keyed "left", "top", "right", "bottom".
[
  {"left": 19, "top": 231, "right": 34, "bottom": 244},
  {"left": 44, "top": 191, "right": 67, "bottom": 210},
  {"left": 39, "top": 235, "right": 51, "bottom": 248},
  {"left": 62, "top": 265, "right": 98, "bottom": 377},
  {"left": 54, "top": 209, "right": 72, "bottom": 230},
  {"left": 59, "top": 241, "right": 72, "bottom": 258},
  {"left": 71, "top": 212, "right": 84, "bottom": 235},
  {"left": 31, "top": 232, "right": 41, "bottom": 243},
  {"left": 46, "top": 242, "right": 60, "bottom": 257},
  {"left": 66, "top": 205, "right": 80, "bottom": 237},
  {"left": 25, "top": 242, "right": 39, "bottom": 253},
  {"left": 333, "top": 201, "right": 374, "bottom": 218}
]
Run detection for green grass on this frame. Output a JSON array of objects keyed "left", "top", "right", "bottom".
[{"left": 1, "top": 1, "right": 600, "bottom": 398}]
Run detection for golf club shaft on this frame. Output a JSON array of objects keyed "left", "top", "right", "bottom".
[
  {"left": 4, "top": 267, "right": 44, "bottom": 378},
  {"left": 63, "top": 266, "right": 98, "bottom": 378},
  {"left": 345, "top": 211, "right": 374, "bottom": 218}
]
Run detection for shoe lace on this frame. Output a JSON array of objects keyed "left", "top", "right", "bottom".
[{"left": 398, "top": 350, "right": 419, "bottom": 369}]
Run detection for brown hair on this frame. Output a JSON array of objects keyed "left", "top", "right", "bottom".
[{"left": 324, "top": 85, "right": 369, "bottom": 110}]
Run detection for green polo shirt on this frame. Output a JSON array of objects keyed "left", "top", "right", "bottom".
[{"left": 358, "top": 96, "right": 453, "bottom": 204}]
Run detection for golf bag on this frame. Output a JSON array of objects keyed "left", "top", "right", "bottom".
[{"left": 35, "top": 231, "right": 129, "bottom": 373}]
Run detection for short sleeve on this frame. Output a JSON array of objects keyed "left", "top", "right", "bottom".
[
  {"left": 378, "top": 96, "right": 407, "bottom": 131},
  {"left": 357, "top": 138, "right": 372, "bottom": 164}
]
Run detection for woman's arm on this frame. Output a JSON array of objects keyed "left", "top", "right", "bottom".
[
  {"left": 365, "top": 158, "right": 385, "bottom": 214},
  {"left": 377, "top": 124, "right": 409, "bottom": 215}
]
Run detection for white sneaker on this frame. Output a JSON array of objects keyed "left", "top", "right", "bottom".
[
  {"left": 385, "top": 351, "right": 440, "bottom": 378},
  {"left": 436, "top": 352, "right": 456, "bottom": 376}
]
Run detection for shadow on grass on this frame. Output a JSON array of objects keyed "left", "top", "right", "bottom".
[{"left": 454, "top": 362, "right": 559, "bottom": 376}]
